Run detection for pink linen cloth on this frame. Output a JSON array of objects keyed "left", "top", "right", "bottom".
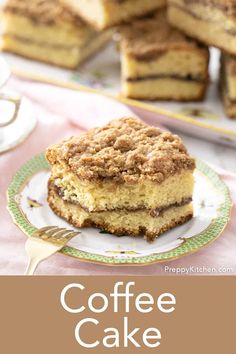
[{"left": 0, "top": 77, "right": 235, "bottom": 275}]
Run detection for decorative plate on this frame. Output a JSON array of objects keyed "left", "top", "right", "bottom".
[
  {"left": 7, "top": 154, "right": 232, "bottom": 266},
  {"left": 4, "top": 46, "right": 236, "bottom": 147}
]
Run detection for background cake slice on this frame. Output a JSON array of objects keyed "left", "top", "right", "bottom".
[
  {"left": 168, "top": 0, "right": 236, "bottom": 56},
  {"left": 46, "top": 117, "right": 195, "bottom": 241},
  {"left": 220, "top": 53, "right": 236, "bottom": 119},
  {"left": 61, "top": 0, "right": 166, "bottom": 30},
  {"left": 1, "top": 0, "right": 111, "bottom": 69},
  {"left": 119, "top": 10, "right": 209, "bottom": 101}
]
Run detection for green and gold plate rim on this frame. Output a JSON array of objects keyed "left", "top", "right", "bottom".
[{"left": 7, "top": 153, "right": 233, "bottom": 266}]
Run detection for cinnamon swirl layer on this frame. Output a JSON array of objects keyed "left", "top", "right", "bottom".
[
  {"left": 1, "top": 0, "right": 111, "bottom": 68},
  {"left": 168, "top": 0, "right": 236, "bottom": 55},
  {"left": 48, "top": 181, "right": 193, "bottom": 241}
]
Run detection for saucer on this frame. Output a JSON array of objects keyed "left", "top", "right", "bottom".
[{"left": 0, "top": 56, "right": 11, "bottom": 87}]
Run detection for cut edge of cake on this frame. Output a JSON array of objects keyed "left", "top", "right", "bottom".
[
  {"left": 119, "top": 10, "right": 209, "bottom": 101},
  {"left": 61, "top": 0, "right": 167, "bottom": 30},
  {"left": 168, "top": 0, "right": 236, "bottom": 56},
  {"left": 220, "top": 53, "right": 236, "bottom": 119},
  {"left": 0, "top": 0, "right": 112, "bottom": 69},
  {"left": 48, "top": 179, "right": 193, "bottom": 241}
]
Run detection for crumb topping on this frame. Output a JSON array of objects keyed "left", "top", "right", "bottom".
[
  {"left": 119, "top": 10, "right": 207, "bottom": 60},
  {"left": 183, "top": 0, "right": 236, "bottom": 16},
  {"left": 3, "top": 0, "right": 85, "bottom": 26},
  {"left": 46, "top": 117, "right": 195, "bottom": 183}
]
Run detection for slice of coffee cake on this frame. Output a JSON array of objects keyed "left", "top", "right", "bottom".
[
  {"left": 220, "top": 53, "right": 236, "bottom": 119},
  {"left": 168, "top": 0, "right": 236, "bottom": 56},
  {"left": 119, "top": 10, "right": 209, "bottom": 101},
  {"left": 46, "top": 118, "right": 195, "bottom": 241},
  {"left": 61, "top": 0, "right": 166, "bottom": 30},
  {"left": 1, "top": 0, "right": 111, "bottom": 69}
]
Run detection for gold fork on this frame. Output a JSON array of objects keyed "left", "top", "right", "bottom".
[{"left": 24, "top": 226, "right": 79, "bottom": 275}]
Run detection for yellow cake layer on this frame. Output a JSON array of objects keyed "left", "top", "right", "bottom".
[
  {"left": 1, "top": 13, "right": 93, "bottom": 47},
  {"left": 51, "top": 163, "right": 194, "bottom": 212},
  {"left": 121, "top": 49, "right": 208, "bottom": 79},
  {"left": 1, "top": 31, "right": 111, "bottom": 69},
  {"left": 168, "top": 3, "right": 236, "bottom": 55},
  {"left": 220, "top": 54, "right": 236, "bottom": 119},
  {"left": 169, "top": 0, "right": 236, "bottom": 31},
  {"left": 221, "top": 56, "right": 236, "bottom": 119},
  {"left": 227, "top": 77, "right": 236, "bottom": 100},
  {"left": 222, "top": 89, "right": 236, "bottom": 119},
  {"left": 222, "top": 55, "right": 236, "bottom": 100},
  {"left": 122, "top": 78, "right": 206, "bottom": 100},
  {"left": 48, "top": 185, "right": 193, "bottom": 240},
  {"left": 62, "top": 0, "right": 166, "bottom": 30}
]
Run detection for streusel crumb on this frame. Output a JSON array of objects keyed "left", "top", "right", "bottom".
[
  {"left": 46, "top": 117, "right": 195, "bottom": 183},
  {"left": 119, "top": 10, "right": 205, "bottom": 60},
  {"left": 3, "top": 0, "right": 84, "bottom": 26}
]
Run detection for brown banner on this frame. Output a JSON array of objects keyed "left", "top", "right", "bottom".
[{"left": 0, "top": 276, "right": 235, "bottom": 353}]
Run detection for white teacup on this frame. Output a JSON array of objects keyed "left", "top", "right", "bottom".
[
  {"left": 0, "top": 93, "right": 21, "bottom": 128},
  {"left": 0, "top": 56, "right": 21, "bottom": 139},
  {"left": 0, "top": 56, "right": 37, "bottom": 153}
]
